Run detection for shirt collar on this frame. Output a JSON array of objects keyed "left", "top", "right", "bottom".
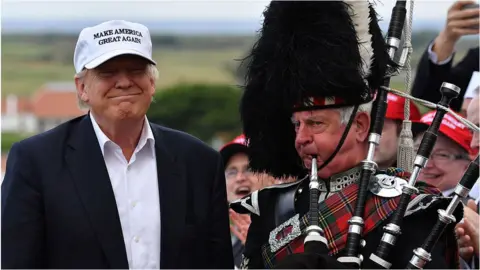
[
  {"left": 303, "top": 165, "right": 362, "bottom": 193},
  {"left": 442, "top": 189, "right": 453, "bottom": 197},
  {"left": 90, "top": 112, "right": 155, "bottom": 156}
]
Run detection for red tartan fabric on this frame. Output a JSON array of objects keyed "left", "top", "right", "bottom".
[
  {"left": 261, "top": 180, "right": 440, "bottom": 268},
  {"left": 294, "top": 96, "right": 346, "bottom": 109}
]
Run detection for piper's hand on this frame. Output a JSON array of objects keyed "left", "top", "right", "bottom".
[
  {"left": 230, "top": 209, "right": 251, "bottom": 245},
  {"left": 433, "top": 0, "right": 480, "bottom": 62},
  {"left": 456, "top": 200, "right": 480, "bottom": 260}
]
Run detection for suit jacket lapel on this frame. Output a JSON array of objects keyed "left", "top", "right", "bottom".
[
  {"left": 65, "top": 115, "right": 129, "bottom": 269},
  {"left": 151, "top": 126, "right": 187, "bottom": 269}
]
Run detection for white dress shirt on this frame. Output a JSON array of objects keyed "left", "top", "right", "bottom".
[{"left": 90, "top": 113, "right": 161, "bottom": 269}]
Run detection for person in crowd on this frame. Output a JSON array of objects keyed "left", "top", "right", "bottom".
[
  {"left": 467, "top": 86, "right": 479, "bottom": 157},
  {"left": 1, "top": 20, "right": 233, "bottom": 269},
  {"left": 413, "top": 111, "right": 477, "bottom": 199},
  {"left": 220, "top": 134, "right": 295, "bottom": 268},
  {"left": 374, "top": 93, "right": 421, "bottom": 169},
  {"left": 412, "top": 0, "right": 479, "bottom": 113},
  {"left": 456, "top": 200, "right": 480, "bottom": 268},
  {"left": 455, "top": 86, "right": 479, "bottom": 268},
  {"left": 220, "top": 134, "right": 265, "bottom": 203},
  {"left": 219, "top": 134, "right": 260, "bottom": 268}
]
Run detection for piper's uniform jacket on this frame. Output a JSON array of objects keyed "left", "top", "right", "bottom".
[{"left": 231, "top": 166, "right": 461, "bottom": 269}]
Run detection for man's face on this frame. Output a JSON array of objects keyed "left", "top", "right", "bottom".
[
  {"left": 75, "top": 55, "right": 155, "bottom": 122},
  {"left": 467, "top": 96, "right": 479, "bottom": 157},
  {"left": 292, "top": 108, "right": 370, "bottom": 179},
  {"left": 374, "top": 119, "right": 399, "bottom": 168},
  {"left": 225, "top": 153, "right": 261, "bottom": 202},
  {"left": 415, "top": 133, "right": 470, "bottom": 192}
]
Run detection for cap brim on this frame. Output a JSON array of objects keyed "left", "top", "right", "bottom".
[
  {"left": 84, "top": 49, "right": 156, "bottom": 69},
  {"left": 220, "top": 144, "right": 249, "bottom": 168},
  {"left": 411, "top": 121, "right": 471, "bottom": 153}
]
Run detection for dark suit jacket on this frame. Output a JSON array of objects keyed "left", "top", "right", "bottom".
[
  {"left": 1, "top": 114, "right": 234, "bottom": 269},
  {"left": 412, "top": 45, "right": 479, "bottom": 112}
]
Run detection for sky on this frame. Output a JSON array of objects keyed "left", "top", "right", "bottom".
[
  {"left": 2, "top": 0, "right": 474, "bottom": 33},
  {"left": 3, "top": 0, "right": 461, "bottom": 20}
]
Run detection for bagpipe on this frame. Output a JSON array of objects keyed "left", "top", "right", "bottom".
[{"left": 301, "top": 0, "right": 480, "bottom": 269}]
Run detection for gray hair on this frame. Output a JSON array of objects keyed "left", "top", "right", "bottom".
[
  {"left": 337, "top": 101, "right": 373, "bottom": 125},
  {"left": 74, "top": 63, "right": 160, "bottom": 109}
]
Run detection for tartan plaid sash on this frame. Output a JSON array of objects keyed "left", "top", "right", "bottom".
[{"left": 261, "top": 179, "right": 439, "bottom": 268}]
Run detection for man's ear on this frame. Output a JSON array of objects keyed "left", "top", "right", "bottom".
[
  {"left": 355, "top": 111, "right": 370, "bottom": 143},
  {"left": 74, "top": 77, "right": 89, "bottom": 103},
  {"left": 149, "top": 78, "right": 156, "bottom": 96}
]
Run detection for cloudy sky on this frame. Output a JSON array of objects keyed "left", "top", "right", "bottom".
[
  {"left": 3, "top": 0, "right": 473, "bottom": 33},
  {"left": 2, "top": 0, "right": 460, "bottom": 21}
]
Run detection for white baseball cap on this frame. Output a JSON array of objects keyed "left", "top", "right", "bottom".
[{"left": 73, "top": 20, "right": 156, "bottom": 73}]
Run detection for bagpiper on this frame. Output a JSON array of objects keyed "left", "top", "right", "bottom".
[{"left": 230, "top": 1, "right": 463, "bottom": 269}]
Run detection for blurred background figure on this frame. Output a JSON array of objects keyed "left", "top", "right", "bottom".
[
  {"left": 412, "top": 0, "right": 479, "bottom": 114},
  {"left": 219, "top": 134, "right": 296, "bottom": 268},
  {"left": 413, "top": 111, "right": 478, "bottom": 199},
  {"left": 457, "top": 86, "right": 479, "bottom": 268},
  {"left": 456, "top": 200, "right": 480, "bottom": 268},
  {"left": 375, "top": 93, "right": 421, "bottom": 169},
  {"left": 466, "top": 87, "right": 479, "bottom": 157},
  {"left": 219, "top": 134, "right": 261, "bottom": 269},
  {"left": 220, "top": 134, "right": 261, "bottom": 203}
]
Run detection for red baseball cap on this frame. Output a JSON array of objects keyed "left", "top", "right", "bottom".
[
  {"left": 412, "top": 111, "right": 473, "bottom": 154},
  {"left": 386, "top": 93, "right": 421, "bottom": 121},
  {"left": 219, "top": 134, "right": 249, "bottom": 167}
]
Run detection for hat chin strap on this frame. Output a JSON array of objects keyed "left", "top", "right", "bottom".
[{"left": 314, "top": 104, "right": 360, "bottom": 175}]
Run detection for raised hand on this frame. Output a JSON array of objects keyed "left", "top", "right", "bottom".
[
  {"left": 433, "top": 0, "right": 480, "bottom": 62},
  {"left": 456, "top": 199, "right": 480, "bottom": 260},
  {"left": 229, "top": 209, "right": 251, "bottom": 245}
]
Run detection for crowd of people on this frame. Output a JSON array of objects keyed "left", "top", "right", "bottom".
[{"left": 1, "top": 0, "right": 479, "bottom": 269}]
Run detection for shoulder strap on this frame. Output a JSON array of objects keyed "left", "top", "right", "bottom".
[{"left": 274, "top": 185, "right": 298, "bottom": 227}]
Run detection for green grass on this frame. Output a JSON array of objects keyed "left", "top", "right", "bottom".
[
  {"left": 1, "top": 33, "right": 476, "bottom": 97},
  {"left": 1, "top": 36, "right": 247, "bottom": 96},
  {"left": 152, "top": 48, "right": 243, "bottom": 89},
  {"left": 1, "top": 132, "right": 32, "bottom": 152}
]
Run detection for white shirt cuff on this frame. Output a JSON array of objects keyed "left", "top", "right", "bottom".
[{"left": 428, "top": 42, "right": 454, "bottom": 65}]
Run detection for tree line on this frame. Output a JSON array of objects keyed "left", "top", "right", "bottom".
[{"left": 2, "top": 82, "right": 244, "bottom": 152}]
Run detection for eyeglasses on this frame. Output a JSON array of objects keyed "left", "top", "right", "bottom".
[
  {"left": 413, "top": 149, "right": 471, "bottom": 163},
  {"left": 225, "top": 168, "right": 253, "bottom": 180},
  {"left": 429, "top": 152, "right": 471, "bottom": 162}
]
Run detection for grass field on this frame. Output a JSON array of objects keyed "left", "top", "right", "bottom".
[
  {"left": 2, "top": 36, "right": 248, "bottom": 96},
  {"left": 1, "top": 33, "right": 475, "bottom": 97}
]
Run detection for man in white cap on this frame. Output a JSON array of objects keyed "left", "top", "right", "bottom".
[{"left": 2, "top": 20, "right": 233, "bottom": 269}]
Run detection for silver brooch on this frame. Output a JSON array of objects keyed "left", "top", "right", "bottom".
[
  {"left": 268, "top": 214, "right": 302, "bottom": 253},
  {"left": 369, "top": 174, "right": 407, "bottom": 198}
]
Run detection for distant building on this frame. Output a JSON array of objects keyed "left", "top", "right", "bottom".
[
  {"left": 1, "top": 94, "right": 36, "bottom": 133},
  {"left": 32, "top": 82, "right": 87, "bottom": 132},
  {"left": 1, "top": 82, "right": 88, "bottom": 180},
  {"left": 1, "top": 81, "right": 87, "bottom": 134}
]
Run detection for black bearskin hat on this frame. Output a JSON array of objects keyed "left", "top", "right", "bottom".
[{"left": 240, "top": 0, "right": 390, "bottom": 178}]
